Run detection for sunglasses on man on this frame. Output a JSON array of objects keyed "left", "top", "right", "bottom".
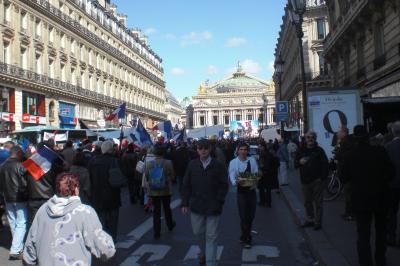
[{"left": 197, "top": 145, "right": 209, "bottom": 150}]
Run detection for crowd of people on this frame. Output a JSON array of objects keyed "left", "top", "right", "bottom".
[{"left": 0, "top": 121, "right": 398, "bottom": 266}]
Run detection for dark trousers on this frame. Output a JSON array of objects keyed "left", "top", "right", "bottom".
[
  {"left": 152, "top": 196, "right": 174, "bottom": 235},
  {"left": 237, "top": 189, "right": 256, "bottom": 241},
  {"left": 344, "top": 183, "right": 353, "bottom": 215},
  {"left": 387, "top": 188, "right": 400, "bottom": 241},
  {"left": 177, "top": 176, "right": 183, "bottom": 197},
  {"left": 28, "top": 199, "right": 47, "bottom": 227},
  {"left": 98, "top": 209, "right": 119, "bottom": 241},
  {"left": 258, "top": 186, "right": 271, "bottom": 206},
  {"left": 355, "top": 210, "right": 387, "bottom": 266},
  {"left": 301, "top": 179, "right": 324, "bottom": 225}
]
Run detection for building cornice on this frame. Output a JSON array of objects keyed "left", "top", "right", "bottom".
[
  {"left": 0, "top": 62, "right": 167, "bottom": 120},
  {"left": 21, "top": 0, "right": 165, "bottom": 87}
]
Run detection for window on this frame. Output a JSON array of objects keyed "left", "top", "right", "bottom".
[
  {"left": 35, "top": 53, "right": 42, "bottom": 74},
  {"left": 35, "top": 19, "right": 41, "bottom": 37},
  {"left": 20, "top": 11, "right": 27, "bottom": 31},
  {"left": 236, "top": 114, "right": 241, "bottom": 121},
  {"left": 60, "top": 63, "right": 66, "bottom": 81},
  {"left": 49, "top": 27, "right": 54, "bottom": 43},
  {"left": 71, "top": 40, "right": 75, "bottom": 55},
  {"left": 71, "top": 68, "right": 76, "bottom": 85},
  {"left": 0, "top": 87, "right": 10, "bottom": 112},
  {"left": 4, "top": 3, "right": 11, "bottom": 23},
  {"left": 318, "top": 52, "right": 327, "bottom": 75},
  {"left": 20, "top": 48, "right": 27, "bottom": 69},
  {"left": 213, "top": 116, "right": 218, "bottom": 125},
  {"left": 247, "top": 114, "right": 252, "bottom": 121},
  {"left": 60, "top": 33, "right": 65, "bottom": 49},
  {"left": 316, "top": 18, "right": 326, "bottom": 39},
  {"left": 3, "top": 42, "right": 10, "bottom": 64},
  {"left": 224, "top": 115, "right": 230, "bottom": 125},
  {"left": 374, "top": 22, "right": 385, "bottom": 58},
  {"left": 200, "top": 116, "right": 205, "bottom": 126},
  {"left": 80, "top": 44, "right": 85, "bottom": 61},
  {"left": 22, "top": 92, "right": 39, "bottom": 115},
  {"left": 48, "top": 58, "right": 54, "bottom": 78}
]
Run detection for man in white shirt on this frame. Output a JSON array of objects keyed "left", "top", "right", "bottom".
[{"left": 229, "top": 142, "right": 259, "bottom": 248}]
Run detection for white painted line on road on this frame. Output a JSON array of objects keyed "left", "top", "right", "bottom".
[
  {"left": 116, "top": 199, "right": 181, "bottom": 249},
  {"left": 242, "top": 245, "right": 280, "bottom": 261},
  {"left": 183, "top": 245, "right": 224, "bottom": 261},
  {"left": 120, "top": 244, "right": 171, "bottom": 266},
  {"left": 241, "top": 264, "right": 276, "bottom": 266}
]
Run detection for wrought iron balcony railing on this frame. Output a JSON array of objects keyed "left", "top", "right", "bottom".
[{"left": 0, "top": 62, "right": 167, "bottom": 120}]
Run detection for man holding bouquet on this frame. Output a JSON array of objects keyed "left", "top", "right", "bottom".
[{"left": 229, "top": 142, "right": 259, "bottom": 248}]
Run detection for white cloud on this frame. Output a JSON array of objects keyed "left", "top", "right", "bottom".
[
  {"left": 207, "top": 65, "right": 218, "bottom": 75},
  {"left": 143, "top": 27, "right": 157, "bottom": 35},
  {"left": 181, "top": 31, "right": 212, "bottom": 46},
  {"left": 171, "top": 67, "right": 185, "bottom": 76},
  {"left": 267, "top": 61, "right": 275, "bottom": 73},
  {"left": 165, "top": 33, "right": 176, "bottom": 40},
  {"left": 225, "top": 37, "right": 247, "bottom": 48}
]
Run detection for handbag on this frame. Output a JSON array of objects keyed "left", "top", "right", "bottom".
[{"left": 108, "top": 158, "right": 128, "bottom": 188}]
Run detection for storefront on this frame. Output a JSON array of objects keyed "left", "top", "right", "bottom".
[
  {"left": 21, "top": 91, "right": 46, "bottom": 128},
  {"left": 59, "top": 102, "right": 77, "bottom": 129}
]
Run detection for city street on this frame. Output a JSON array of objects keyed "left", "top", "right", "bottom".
[{"left": 0, "top": 186, "right": 316, "bottom": 266}]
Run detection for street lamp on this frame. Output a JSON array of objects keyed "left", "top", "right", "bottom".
[
  {"left": 274, "top": 55, "right": 285, "bottom": 140},
  {"left": 288, "top": 0, "right": 308, "bottom": 133},
  {"left": 262, "top": 94, "right": 268, "bottom": 129}
]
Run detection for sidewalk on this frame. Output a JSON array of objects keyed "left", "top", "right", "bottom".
[{"left": 281, "top": 169, "right": 400, "bottom": 266}]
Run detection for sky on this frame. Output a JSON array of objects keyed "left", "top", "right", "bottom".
[{"left": 112, "top": 0, "right": 287, "bottom": 100}]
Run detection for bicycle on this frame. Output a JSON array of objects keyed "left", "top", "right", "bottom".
[{"left": 323, "top": 159, "right": 342, "bottom": 201}]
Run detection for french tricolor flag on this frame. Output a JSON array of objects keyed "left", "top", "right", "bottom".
[
  {"left": 105, "top": 103, "right": 126, "bottom": 121},
  {"left": 22, "top": 146, "right": 59, "bottom": 180},
  {"left": 152, "top": 121, "right": 173, "bottom": 139}
]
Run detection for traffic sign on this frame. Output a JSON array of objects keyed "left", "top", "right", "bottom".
[
  {"left": 276, "top": 113, "right": 289, "bottom": 122},
  {"left": 276, "top": 101, "right": 289, "bottom": 113}
]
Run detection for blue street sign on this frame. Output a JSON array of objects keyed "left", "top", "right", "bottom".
[
  {"left": 276, "top": 101, "right": 289, "bottom": 113},
  {"left": 276, "top": 113, "right": 289, "bottom": 122}
]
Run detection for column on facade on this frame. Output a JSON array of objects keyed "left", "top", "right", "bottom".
[
  {"left": 193, "top": 111, "right": 197, "bottom": 128},
  {"left": 219, "top": 110, "right": 223, "bottom": 125}
]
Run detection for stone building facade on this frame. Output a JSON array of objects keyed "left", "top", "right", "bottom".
[
  {"left": 165, "top": 90, "right": 184, "bottom": 129},
  {"left": 324, "top": 0, "right": 400, "bottom": 132},
  {"left": 0, "top": 0, "right": 166, "bottom": 131},
  {"left": 273, "top": 0, "right": 332, "bottom": 129},
  {"left": 191, "top": 66, "right": 275, "bottom": 130}
]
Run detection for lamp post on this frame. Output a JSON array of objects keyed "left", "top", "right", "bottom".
[
  {"left": 288, "top": 0, "right": 308, "bottom": 133},
  {"left": 262, "top": 94, "right": 268, "bottom": 129},
  {"left": 274, "top": 55, "right": 285, "bottom": 140}
]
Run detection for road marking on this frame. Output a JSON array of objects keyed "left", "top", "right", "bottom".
[
  {"left": 120, "top": 244, "right": 171, "bottom": 266},
  {"left": 116, "top": 199, "right": 181, "bottom": 249},
  {"left": 183, "top": 245, "right": 224, "bottom": 261},
  {"left": 242, "top": 245, "right": 280, "bottom": 261},
  {"left": 241, "top": 264, "right": 276, "bottom": 266}
]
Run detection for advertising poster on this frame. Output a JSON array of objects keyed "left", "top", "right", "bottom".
[
  {"left": 229, "top": 120, "right": 260, "bottom": 137},
  {"left": 308, "top": 90, "right": 362, "bottom": 159}
]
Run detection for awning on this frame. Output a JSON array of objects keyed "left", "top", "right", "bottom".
[
  {"left": 361, "top": 97, "right": 400, "bottom": 104},
  {"left": 79, "top": 119, "right": 99, "bottom": 129}
]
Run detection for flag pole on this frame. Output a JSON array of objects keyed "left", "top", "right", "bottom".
[{"left": 119, "top": 118, "right": 124, "bottom": 153}]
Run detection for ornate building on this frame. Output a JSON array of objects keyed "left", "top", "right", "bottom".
[
  {"left": 191, "top": 65, "right": 275, "bottom": 130},
  {"left": 273, "top": 0, "right": 331, "bottom": 129},
  {"left": 324, "top": 0, "right": 400, "bottom": 132},
  {"left": 0, "top": 0, "right": 166, "bottom": 131},
  {"left": 165, "top": 89, "right": 184, "bottom": 129}
]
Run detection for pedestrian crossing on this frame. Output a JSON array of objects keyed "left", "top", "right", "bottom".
[{"left": 120, "top": 243, "right": 279, "bottom": 265}]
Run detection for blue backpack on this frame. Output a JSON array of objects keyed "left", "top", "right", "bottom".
[{"left": 148, "top": 160, "right": 167, "bottom": 190}]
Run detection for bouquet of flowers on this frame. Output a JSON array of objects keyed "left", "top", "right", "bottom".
[{"left": 237, "top": 171, "right": 261, "bottom": 187}]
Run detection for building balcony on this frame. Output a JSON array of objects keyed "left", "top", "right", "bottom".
[
  {"left": 23, "top": 0, "right": 165, "bottom": 86},
  {"left": 0, "top": 62, "right": 167, "bottom": 120}
]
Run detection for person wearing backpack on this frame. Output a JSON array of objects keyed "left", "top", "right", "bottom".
[{"left": 143, "top": 144, "right": 176, "bottom": 239}]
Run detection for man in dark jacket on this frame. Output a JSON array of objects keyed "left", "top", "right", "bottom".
[
  {"left": 171, "top": 141, "right": 190, "bottom": 196},
  {"left": 340, "top": 125, "right": 394, "bottom": 266},
  {"left": 295, "top": 131, "right": 328, "bottom": 230},
  {"left": 181, "top": 139, "right": 228, "bottom": 266},
  {"left": 27, "top": 142, "right": 64, "bottom": 226},
  {"left": 384, "top": 120, "right": 400, "bottom": 246},
  {"left": 0, "top": 146, "right": 28, "bottom": 260},
  {"left": 121, "top": 143, "right": 138, "bottom": 204},
  {"left": 88, "top": 140, "right": 121, "bottom": 241}
]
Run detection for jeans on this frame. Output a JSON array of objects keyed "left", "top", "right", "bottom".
[
  {"left": 98, "top": 209, "right": 119, "bottom": 241},
  {"left": 5, "top": 201, "right": 28, "bottom": 254},
  {"left": 190, "top": 212, "right": 220, "bottom": 266},
  {"left": 302, "top": 179, "right": 324, "bottom": 225},
  {"left": 152, "top": 196, "right": 174, "bottom": 235},
  {"left": 355, "top": 210, "right": 387, "bottom": 266},
  {"left": 237, "top": 189, "right": 257, "bottom": 241}
]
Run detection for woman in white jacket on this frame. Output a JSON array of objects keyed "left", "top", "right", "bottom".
[{"left": 23, "top": 173, "right": 115, "bottom": 266}]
